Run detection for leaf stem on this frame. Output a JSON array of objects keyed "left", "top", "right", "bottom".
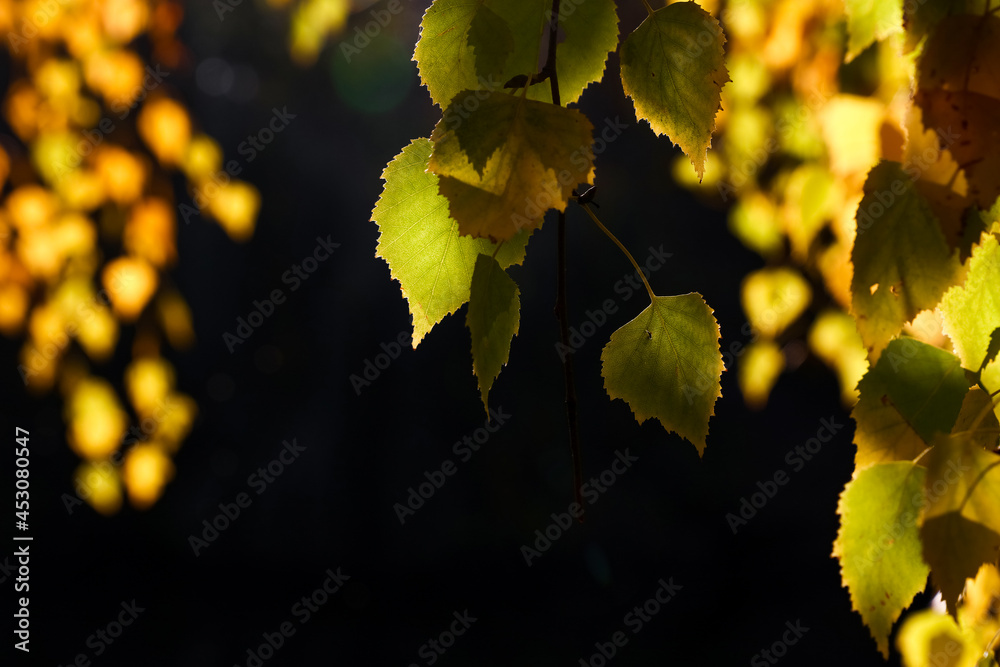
[
  {"left": 581, "top": 203, "right": 657, "bottom": 302},
  {"left": 546, "top": 0, "right": 585, "bottom": 518},
  {"left": 641, "top": 0, "right": 655, "bottom": 15}
]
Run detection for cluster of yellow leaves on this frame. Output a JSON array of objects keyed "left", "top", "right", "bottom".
[
  {"left": 0, "top": 0, "right": 260, "bottom": 512},
  {"left": 671, "top": 0, "right": 1000, "bottom": 661}
]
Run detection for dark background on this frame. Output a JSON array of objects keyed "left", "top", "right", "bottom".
[{"left": 2, "top": 1, "right": 921, "bottom": 665}]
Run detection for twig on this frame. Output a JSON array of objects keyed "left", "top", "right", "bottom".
[{"left": 546, "top": 0, "right": 585, "bottom": 518}]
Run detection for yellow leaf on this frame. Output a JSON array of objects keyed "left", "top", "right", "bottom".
[{"left": 428, "top": 90, "right": 594, "bottom": 241}]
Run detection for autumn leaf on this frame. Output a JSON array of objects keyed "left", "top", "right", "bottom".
[
  {"left": 619, "top": 1, "right": 729, "bottom": 180},
  {"left": 414, "top": 0, "right": 618, "bottom": 108},
  {"left": 467, "top": 253, "right": 520, "bottom": 413},
  {"left": 833, "top": 462, "right": 930, "bottom": 658},
  {"left": 921, "top": 433, "right": 1000, "bottom": 612},
  {"left": 850, "top": 161, "right": 961, "bottom": 361},
  {"left": 372, "top": 138, "right": 531, "bottom": 346},
  {"left": 600, "top": 293, "right": 723, "bottom": 454},
  {"left": 916, "top": 15, "right": 1000, "bottom": 208},
  {"left": 851, "top": 338, "right": 968, "bottom": 469},
  {"left": 843, "top": 0, "right": 902, "bottom": 63},
  {"left": 428, "top": 90, "right": 594, "bottom": 241}
]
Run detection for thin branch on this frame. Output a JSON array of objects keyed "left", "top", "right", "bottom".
[
  {"left": 546, "top": 0, "right": 585, "bottom": 518},
  {"left": 580, "top": 204, "right": 657, "bottom": 303}
]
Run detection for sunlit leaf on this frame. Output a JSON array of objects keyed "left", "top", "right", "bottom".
[
  {"left": 619, "top": 1, "right": 729, "bottom": 180},
  {"left": 851, "top": 338, "right": 968, "bottom": 469},
  {"left": 833, "top": 462, "right": 930, "bottom": 658},
  {"left": 851, "top": 161, "right": 961, "bottom": 360},
  {"left": 738, "top": 340, "right": 784, "bottom": 409},
  {"left": 896, "top": 609, "right": 979, "bottom": 667},
  {"left": 372, "top": 138, "right": 530, "bottom": 346},
  {"left": 921, "top": 433, "right": 1000, "bottom": 611},
  {"left": 740, "top": 267, "right": 812, "bottom": 339},
  {"left": 601, "top": 293, "right": 723, "bottom": 454},
  {"left": 467, "top": 253, "right": 520, "bottom": 412},
  {"left": 428, "top": 90, "right": 594, "bottom": 241},
  {"left": 843, "top": 0, "right": 902, "bottom": 62}
]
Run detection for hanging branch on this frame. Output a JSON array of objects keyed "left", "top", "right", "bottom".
[{"left": 545, "top": 0, "right": 586, "bottom": 518}]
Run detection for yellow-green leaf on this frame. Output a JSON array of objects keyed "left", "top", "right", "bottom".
[
  {"left": 921, "top": 433, "right": 1000, "bottom": 611},
  {"left": 619, "top": 1, "right": 729, "bottom": 180},
  {"left": 372, "top": 138, "right": 530, "bottom": 346},
  {"left": 851, "top": 161, "right": 961, "bottom": 360},
  {"left": 852, "top": 338, "right": 969, "bottom": 469},
  {"left": 843, "top": 0, "right": 903, "bottom": 62},
  {"left": 897, "top": 609, "right": 980, "bottom": 667},
  {"left": 740, "top": 267, "right": 812, "bottom": 339},
  {"left": 428, "top": 90, "right": 594, "bottom": 241},
  {"left": 414, "top": 0, "right": 618, "bottom": 108},
  {"left": 833, "top": 462, "right": 930, "bottom": 658},
  {"left": 467, "top": 253, "right": 520, "bottom": 413},
  {"left": 600, "top": 293, "right": 723, "bottom": 454}
]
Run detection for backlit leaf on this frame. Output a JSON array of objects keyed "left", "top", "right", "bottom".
[
  {"left": 372, "top": 138, "right": 530, "bottom": 347},
  {"left": 428, "top": 90, "right": 594, "bottom": 241},
  {"left": 467, "top": 253, "right": 520, "bottom": 413},
  {"left": 843, "top": 0, "right": 903, "bottom": 62},
  {"left": 852, "top": 338, "right": 968, "bottom": 469},
  {"left": 600, "top": 293, "right": 723, "bottom": 454},
  {"left": 833, "top": 462, "right": 930, "bottom": 658},
  {"left": 921, "top": 433, "right": 1000, "bottom": 611},
  {"left": 851, "top": 161, "right": 961, "bottom": 360},
  {"left": 896, "top": 609, "right": 979, "bottom": 667},
  {"left": 619, "top": 2, "right": 729, "bottom": 180},
  {"left": 414, "top": 0, "right": 618, "bottom": 108}
]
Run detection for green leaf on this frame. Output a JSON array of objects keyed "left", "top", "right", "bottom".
[
  {"left": 852, "top": 338, "right": 969, "bottom": 469},
  {"left": 941, "top": 233, "right": 1000, "bottom": 374},
  {"left": 467, "top": 253, "right": 520, "bottom": 412},
  {"left": 414, "top": 0, "right": 619, "bottom": 108},
  {"left": 372, "top": 138, "right": 530, "bottom": 346},
  {"left": 921, "top": 433, "right": 1000, "bottom": 611},
  {"left": 951, "top": 387, "right": 1000, "bottom": 453},
  {"left": 550, "top": 0, "right": 619, "bottom": 105},
  {"left": 832, "top": 462, "right": 930, "bottom": 658},
  {"left": 850, "top": 161, "right": 961, "bottom": 360},
  {"left": 468, "top": 5, "right": 514, "bottom": 82},
  {"left": 600, "top": 293, "right": 723, "bottom": 454},
  {"left": 619, "top": 1, "right": 729, "bottom": 180},
  {"left": 843, "top": 0, "right": 903, "bottom": 62},
  {"left": 428, "top": 90, "right": 594, "bottom": 241},
  {"left": 941, "top": 233, "right": 1000, "bottom": 423}
]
